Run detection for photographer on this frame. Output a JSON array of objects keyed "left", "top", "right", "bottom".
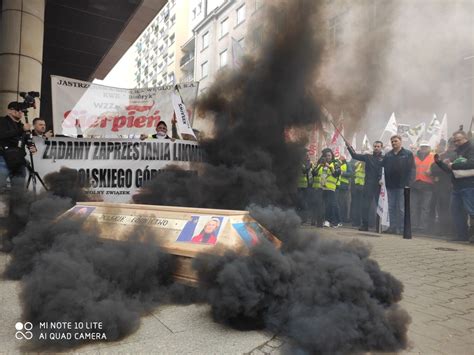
[{"left": 0, "top": 101, "right": 37, "bottom": 189}]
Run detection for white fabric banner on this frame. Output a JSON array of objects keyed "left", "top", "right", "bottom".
[
  {"left": 377, "top": 168, "right": 390, "bottom": 227},
  {"left": 51, "top": 75, "right": 198, "bottom": 138},
  {"left": 29, "top": 137, "right": 204, "bottom": 203}
]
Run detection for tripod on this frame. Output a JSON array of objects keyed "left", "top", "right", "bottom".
[{"left": 23, "top": 110, "right": 48, "bottom": 195}]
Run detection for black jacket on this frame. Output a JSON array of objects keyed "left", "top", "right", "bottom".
[
  {"left": 0, "top": 115, "right": 25, "bottom": 151},
  {"left": 436, "top": 141, "right": 474, "bottom": 191},
  {"left": 382, "top": 147, "right": 416, "bottom": 189},
  {"left": 347, "top": 145, "right": 383, "bottom": 186}
]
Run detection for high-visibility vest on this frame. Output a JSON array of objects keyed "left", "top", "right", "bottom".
[
  {"left": 315, "top": 162, "right": 338, "bottom": 191},
  {"left": 339, "top": 162, "right": 349, "bottom": 185},
  {"left": 312, "top": 164, "right": 322, "bottom": 189},
  {"left": 298, "top": 164, "right": 311, "bottom": 188},
  {"left": 354, "top": 161, "right": 365, "bottom": 186},
  {"left": 415, "top": 153, "right": 434, "bottom": 184}
]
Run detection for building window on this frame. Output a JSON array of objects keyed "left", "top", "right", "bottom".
[
  {"left": 236, "top": 4, "right": 246, "bottom": 25},
  {"left": 202, "top": 32, "right": 209, "bottom": 50},
  {"left": 201, "top": 61, "right": 208, "bottom": 78},
  {"left": 219, "top": 49, "right": 228, "bottom": 67},
  {"left": 328, "top": 14, "right": 344, "bottom": 48},
  {"left": 220, "top": 18, "right": 229, "bottom": 38}
]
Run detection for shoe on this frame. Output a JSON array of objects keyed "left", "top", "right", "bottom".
[
  {"left": 358, "top": 225, "right": 369, "bottom": 231},
  {"left": 331, "top": 224, "right": 339, "bottom": 228},
  {"left": 382, "top": 228, "right": 397, "bottom": 234},
  {"left": 337, "top": 223, "right": 343, "bottom": 227},
  {"left": 323, "top": 221, "right": 330, "bottom": 228}
]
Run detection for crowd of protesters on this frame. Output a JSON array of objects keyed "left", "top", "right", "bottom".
[{"left": 296, "top": 131, "right": 474, "bottom": 243}]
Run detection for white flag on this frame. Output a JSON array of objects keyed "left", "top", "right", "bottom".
[
  {"left": 362, "top": 134, "right": 371, "bottom": 152},
  {"left": 351, "top": 133, "right": 357, "bottom": 151},
  {"left": 427, "top": 114, "right": 445, "bottom": 148},
  {"left": 440, "top": 113, "right": 448, "bottom": 142},
  {"left": 407, "top": 122, "right": 425, "bottom": 144},
  {"left": 171, "top": 89, "right": 196, "bottom": 139},
  {"left": 377, "top": 168, "right": 390, "bottom": 227},
  {"left": 397, "top": 124, "right": 411, "bottom": 142},
  {"left": 380, "top": 112, "right": 398, "bottom": 146}
]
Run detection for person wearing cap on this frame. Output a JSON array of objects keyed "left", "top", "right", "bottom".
[
  {"left": 0, "top": 101, "right": 36, "bottom": 189},
  {"left": 411, "top": 141, "right": 435, "bottom": 233}
]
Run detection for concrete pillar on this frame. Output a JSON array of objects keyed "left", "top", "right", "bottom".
[{"left": 0, "top": 0, "right": 45, "bottom": 118}]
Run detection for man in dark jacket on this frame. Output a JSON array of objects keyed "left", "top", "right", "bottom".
[
  {"left": 430, "top": 139, "right": 456, "bottom": 236},
  {"left": 0, "top": 102, "right": 35, "bottom": 190},
  {"left": 346, "top": 140, "right": 384, "bottom": 231},
  {"left": 382, "top": 135, "right": 416, "bottom": 234},
  {"left": 435, "top": 131, "right": 474, "bottom": 242}
]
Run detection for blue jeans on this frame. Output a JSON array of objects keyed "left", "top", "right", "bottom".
[
  {"left": 450, "top": 188, "right": 474, "bottom": 240},
  {"left": 387, "top": 188, "right": 404, "bottom": 233},
  {"left": 0, "top": 155, "right": 26, "bottom": 190}
]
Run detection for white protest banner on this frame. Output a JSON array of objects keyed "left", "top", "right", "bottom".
[
  {"left": 171, "top": 88, "right": 196, "bottom": 139},
  {"left": 51, "top": 75, "right": 198, "bottom": 138},
  {"left": 29, "top": 137, "right": 204, "bottom": 203},
  {"left": 377, "top": 168, "right": 390, "bottom": 227}
]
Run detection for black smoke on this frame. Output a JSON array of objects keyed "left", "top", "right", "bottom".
[
  {"left": 134, "top": 0, "right": 326, "bottom": 209},
  {"left": 193, "top": 210, "right": 410, "bottom": 354},
  {"left": 3, "top": 0, "right": 411, "bottom": 352}
]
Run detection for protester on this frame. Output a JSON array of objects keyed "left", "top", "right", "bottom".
[
  {"left": 349, "top": 158, "right": 363, "bottom": 226},
  {"left": 312, "top": 148, "right": 341, "bottom": 227},
  {"left": 336, "top": 155, "right": 351, "bottom": 223},
  {"left": 310, "top": 158, "right": 325, "bottom": 227},
  {"left": 435, "top": 131, "right": 474, "bottom": 242},
  {"left": 346, "top": 140, "right": 384, "bottom": 231},
  {"left": 411, "top": 141, "right": 435, "bottom": 233},
  {"left": 430, "top": 138, "right": 456, "bottom": 236},
  {"left": 296, "top": 153, "right": 313, "bottom": 224},
  {"left": 32, "top": 117, "right": 53, "bottom": 138},
  {"left": 382, "top": 135, "right": 415, "bottom": 234}
]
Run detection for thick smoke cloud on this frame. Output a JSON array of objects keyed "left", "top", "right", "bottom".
[
  {"left": 134, "top": 0, "right": 326, "bottom": 209},
  {"left": 320, "top": 0, "right": 473, "bottom": 138},
  {"left": 193, "top": 214, "right": 410, "bottom": 354},
  {"left": 3, "top": 0, "right": 412, "bottom": 352},
  {"left": 4, "top": 190, "right": 196, "bottom": 350}
]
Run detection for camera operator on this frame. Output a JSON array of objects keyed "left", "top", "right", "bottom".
[{"left": 0, "top": 101, "right": 37, "bottom": 190}]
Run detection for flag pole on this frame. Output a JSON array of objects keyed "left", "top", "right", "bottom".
[{"left": 328, "top": 119, "right": 349, "bottom": 143}]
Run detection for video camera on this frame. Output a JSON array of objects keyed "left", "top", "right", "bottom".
[{"left": 17, "top": 91, "right": 40, "bottom": 112}]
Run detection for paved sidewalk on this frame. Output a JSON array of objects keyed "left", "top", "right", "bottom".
[{"left": 1, "top": 228, "right": 473, "bottom": 354}]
